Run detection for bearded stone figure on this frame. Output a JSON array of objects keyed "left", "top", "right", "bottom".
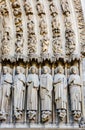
[
  {"left": 68, "top": 66, "right": 82, "bottom": 121},
  {"left": 0, "top": 66, "right": 12, "bottom": 120},
  {"left": 26, "top": 66, "right": 39, "bottom": 121},
  {"left": 40, "top": 66, "right": 53, "bottom": 123},
  {"left": 53, "top": 65, "right": 67, "bottom": 121},
  {"left": 13, "top": 66, "right": 25, "bottom": 120}
]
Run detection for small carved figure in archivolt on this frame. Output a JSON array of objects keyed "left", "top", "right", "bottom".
[
  {"left": 39, "top": 19, "right": 48, "bottom": 36},
  {"left": 36, "top": 1, "right": 45, "bottom": 17},
  {"left": 49, "top": 2, "right": 58, "bottom": 17},
  {"left": 61, "top": 0, "right": 71, "bottom": 16},
  {"left": 28, "top": 35, "right": 37, "bottom": 54},
  {"left": 41, "top": 37, "right": 50, "bottom": 54}
]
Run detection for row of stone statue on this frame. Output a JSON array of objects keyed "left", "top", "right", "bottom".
[{"left": 0, "top": 65, "right": 82, "bottom": 122}]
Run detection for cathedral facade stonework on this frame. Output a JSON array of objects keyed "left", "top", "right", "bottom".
[{"left": 0, "top": 0, "right": 85, "bottom": 129}]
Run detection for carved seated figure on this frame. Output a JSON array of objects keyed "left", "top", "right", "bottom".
[
  {"left": 15, "top": 36, "right": 23, "bottom": 55},
  {"left": 40, "top": 66, "right": 53, "bottom": 123},
  {"left": 49, "top": 2, "right": 58, "bottom": 17},
  {"left": 61, "top": 0, "right": 70, "bottom": 16},
  {"left": 39, "top": 19, "right": 48, "bottom": 36},
  {"left": 68, "top": 66, "right": 82, "bottom": 121},
  {"left": 53, "top": 38, "right": 63, "bottom": 57},
  {"left": 41, "top": 37, "right": 50, "bottom": 56},
  {"left": 36, "top": 1, "right": 45, "bottom": 17},
  {"left": 24, "top": 1, "right": 33, "bottom": 15},
  {"left": 2, "top": 30, "right": 11, "bottom": 56}
]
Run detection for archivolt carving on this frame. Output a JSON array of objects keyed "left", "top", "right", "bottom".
[
  {"left": 0, "top": 0, "right": 9, "bottom": 17},
  {"left": 49, "top": 2, "right": 58, "bottom": 17},
  {"left": 61, "top": 0, "right": 71, "bottom": 16},
  {"left": 36, "top": 1, "right": 45, "bottom": 18},
  {"left": 52, "top": 37, "right": 63, "bottom": 57},
  {"left": 1, "top": 28, "right": 11, "bottom": 58},
  {"left": 28, "top": 35, "right": 37, "bottom": 54},
  {"left": 39, "top": 19, "right": 48, "bottom": 36},
  {"left": 51, "top": 18, "right": 60, "bottom": 38},
  {"left": 41, "top": 37, "right": 50, "bottom": 55}
]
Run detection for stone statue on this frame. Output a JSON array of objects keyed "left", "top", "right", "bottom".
[
  {"left": 26, "top": 66, "right": 39, "bottom": 121},
  {"left": 13, "top": 66, "right": 25, "bottom": 120},
  {"left": 40, "top": 66, "right": 53, "bottom": 122},
  {"left": 61, "top": 0, "right": 70, "bottom": 16},
  {"left": 0, "top": 66, "right": 12, "bottom": 120},
  {"left": 68, "top": 66, "right": 82, "bottom": 121},
  {"left": 54, "top": 65, "right": 67, "bottom": 121},
  {"left": 53, "top": 38, "right": 63, "bottom": 56}
]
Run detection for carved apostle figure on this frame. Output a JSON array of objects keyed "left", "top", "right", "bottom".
[
  {"left": 27, "top": 66, "right": 39, "bottom": 121},
  {"left": 40, "top": 66, "right": 53, "bottom": 122},
  {"left": 0, "top": 66, "right": 12, "bottom": 120},
  {"left": 13, "top": 66, "right": 25, "bottom": 120},
  {"left": 68, "top": 66, "right": 82, "bottom": 121},
  {"left": 54, "top": 65, "right": 67, "bottom": 121}
]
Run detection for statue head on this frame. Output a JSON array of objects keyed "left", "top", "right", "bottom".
[
  {"left": 70, "top": 66, "right": 78, "bottom": 74},
  {"left": 3, "top": 66, "right": 10, "bottom": 74},
  {"left": 16, "top": 66, "right": 24, "bottom": 74},
  {"left": 55, "top": 65, "right": 64, "bottom": 74},
  {"left": 43, "top": 66, "right": 50, "bottom": 74},
  {"left": 29, "top": 66, "right": 38, "bottom": 74}
]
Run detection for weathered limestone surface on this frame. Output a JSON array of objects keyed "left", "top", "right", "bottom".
[{"left": 0, "top": 0, "right": 85, "bottom": 129}]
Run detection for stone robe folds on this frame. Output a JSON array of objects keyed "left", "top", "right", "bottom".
[
  {"left": 14, "top": 73, "right": 25, "bottom": 111},
  {"left": 0, "top": 73, "right": 12, "bottom": 113},
  {"left": 40, "top": 73, "right": 53, "bottom": 111},
  {"left": 27, "top": 74, "right": 39, "bottom": 110},
  {"left": 54, "top": 73, "right": 67, "bottom": 109},
  {"left": 68, "top": 74, "right": 81, "bottom": 111}
]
